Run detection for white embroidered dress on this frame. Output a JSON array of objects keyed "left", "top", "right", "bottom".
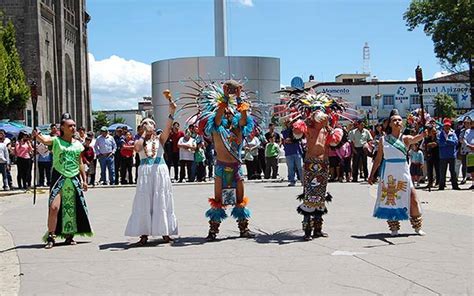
[
  {"left": 125, "top": 138, "right": 178, "bottom": 236},
  {"left": 373, "top": 135, "right": 418, "bottom": 221}
]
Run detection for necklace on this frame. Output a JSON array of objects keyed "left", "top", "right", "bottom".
[{"left": 145, "top": 138, "right": 157, "bottom": 158}]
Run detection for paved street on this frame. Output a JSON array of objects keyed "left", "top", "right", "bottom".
[{"left": 0, "top": 180, "right": 472, "bottom": 295}]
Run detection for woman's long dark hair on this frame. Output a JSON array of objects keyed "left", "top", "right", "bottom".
[
  {"left": 60, "top": 113, "right": 73, "bottom": 137},
  {"left": 384, "top": 109, "right": 400, "bottom": 135}
]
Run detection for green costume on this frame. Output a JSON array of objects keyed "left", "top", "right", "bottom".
[{"left": 43, "top": 137, "right": 93, "bottom": 241}]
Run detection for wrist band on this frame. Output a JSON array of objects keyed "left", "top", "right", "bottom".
[{"left": 168, "top": 114, "right": 174, "bottom": 121}]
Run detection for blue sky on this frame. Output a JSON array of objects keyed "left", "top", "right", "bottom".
[{"left": 87, "top": 0, "right": 446, "bottom": 110}]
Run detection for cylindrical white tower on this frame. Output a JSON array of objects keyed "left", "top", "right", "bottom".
[{"left": 214, "top": 0, "right": 227, "bottom": 56}]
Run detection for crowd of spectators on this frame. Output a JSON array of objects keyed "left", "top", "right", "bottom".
[{"left": 0, "top": 114, "right": 472, "bottom": 191}]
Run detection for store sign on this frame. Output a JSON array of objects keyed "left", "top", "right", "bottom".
[
  {"left": 321, "top": 88, "right": 350, "bottom": 95},
  {"left": 413, "top": 86, "right": 469, "bottom": 94}
]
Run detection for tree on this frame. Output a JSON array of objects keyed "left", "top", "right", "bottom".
[
  {"left": 0, "top": 32, "right": 8, "bottom": 105},
  {"left": 93, "top": 111, "right": 110, "bottom": 132},
  {"left": 433, "top": 93, "right": 457, "bottom": 118},
  {"left": 1, "top": 21, "right": 29, "bottom": 114},
  {"left": 404, "top": 0, "right": 474, "bottom": 69},
  {"left": 0, "top": 12, "right": 10, "bottom": 109},
  {"left": 112, "top": 117, "right": 126, "bottom": 124}
]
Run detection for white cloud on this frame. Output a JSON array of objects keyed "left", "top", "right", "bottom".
[
  {"left": 432, "top": 71, "right": 451, "bottom": 79},
  {"left": 232, "top": 0, "right": 254, "bottom": 7},
  {"left": 406, "top": 77, "right": 416, "bottom": 81},
  {"left": 89, "top": 53, "right": 151, "bottom": 110}
]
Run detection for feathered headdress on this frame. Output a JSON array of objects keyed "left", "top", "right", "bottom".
[
  {"left": 274, "top": 87, "right": 354, "bottom": 127},
  {"left": 407, "top": 108, "right": 431, "bottom": 127},
  {"left": 176, "top": 78, "right": 263, "bottom": 162},
  {"left": 176, "top": 78, "right": 263, "bottom": 133}
]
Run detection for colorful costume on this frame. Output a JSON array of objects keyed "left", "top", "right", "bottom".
[
  {"left": 125, "top": 138, "right": 178, "bottom": 237},
  {"left": 177, "top": 79, "right": 260, "bottom": 240},
  {"left": 373, "top": 135, "right": 423, "bottom": 234},
  {"left": 276, "top": 89, "right": 351, "bottom": 239},
  {"left": 44, "top": 137, "right": 92, "bottom": 242}
]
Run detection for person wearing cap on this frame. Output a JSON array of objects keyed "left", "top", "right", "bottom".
[
  {"left": 437, "top": 118, "right": 460, "bottom": 190},
  {"left": 94, "top": 126, "right": 116, "bottom": 185},
  {"left": 124, "top": 94, "right": 178, "bottom": 245}
]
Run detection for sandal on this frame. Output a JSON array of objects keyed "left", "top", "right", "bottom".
[
  {"left": 44, "top": 233, "right": 55, "bottom": 249},
  {"left": 137, "top": 235, "right": 148, "bottom": 246},
  {"left": 162, "top": 236, "right": 173, "bottom": 243},
  {"left": 64, "top": 235, "right": 77, "bottom": 245}
]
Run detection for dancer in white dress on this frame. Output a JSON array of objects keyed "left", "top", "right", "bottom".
[
  {"left": 125, "top": 92, "right": 178, "bottom": 245},
  {"left": 368, "top": 109, "right": 427, "bottom": 236}
]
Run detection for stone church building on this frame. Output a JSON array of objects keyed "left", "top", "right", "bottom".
[{"left": 0, "top": 0, "right": 92, "bottom": 128}]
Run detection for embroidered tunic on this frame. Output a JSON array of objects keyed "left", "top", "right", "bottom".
[{"left": 373, "top": 135, "right": 415, "bottom": 221}]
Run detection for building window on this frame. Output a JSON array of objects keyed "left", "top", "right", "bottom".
[
  {"left": 410, "top": 94, "right": 420, "bottom": 105},
  {"left": 361, "top": 96, "right": 371, "bottom": 106},
  {"left": 383, "top": 95, "right": 394, "bottom": 106},
  {"left": 342, "top": 79, "right": 353, "bottom": 83}
]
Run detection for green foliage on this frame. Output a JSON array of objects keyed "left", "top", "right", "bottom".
[
  {"left": 112, "top": 117, "right": 126, "bottom": 124},
  {"left": 93, "top": 112, "right": 110, "bottom": 132},
  {"left": 433, "top": 93, "right": 457, "bottom": 118},
  {"left": 404, "top": 0, "right": 474, "bottom": 68},
  {"left": 0, "top": 20, "right": 29, "bottom": 114},
  {"left": 0, "top": 35, "right": 8, "bottom": 104}
]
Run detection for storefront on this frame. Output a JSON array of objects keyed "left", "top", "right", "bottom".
[{"left": 308, "top": 80, "right": 471, "bottom": 120}]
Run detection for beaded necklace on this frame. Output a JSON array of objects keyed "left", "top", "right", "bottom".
[{"left": 144, "top": 137, "right": 157, "bottom": 158}]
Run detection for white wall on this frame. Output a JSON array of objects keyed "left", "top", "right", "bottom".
[
  {"left": 151, "top": 56, "right": 280, "bottom": 129},
  {"left": 313, "top": 82, "right": 471, "bottom": 119}
]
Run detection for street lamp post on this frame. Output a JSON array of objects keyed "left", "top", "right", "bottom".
[
  {"left": 30, "top": 81, "right": 38, "bottom": 205},
  {"left": 415, "top": 66, "right": 425, "bottom": 126}
]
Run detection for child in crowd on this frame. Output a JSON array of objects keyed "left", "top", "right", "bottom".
[
  {"left": 264, "top": 135, "right": 280, "bottom": 179},
  {"left": 195, "top": 141, "right": 207, "bottom": 182},
  {"left": 81, "top": 137, "right": 96, "bottom": 186},
  {"left": 336, "top": 137, "right": 352, "bottom": 182},
  {"left": 409, "top": 143, "right": 424, "bottom": 186}
]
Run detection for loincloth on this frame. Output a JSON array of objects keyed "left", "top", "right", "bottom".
[
  {"left": 215, "top": 160, "right": 243, "bottom": 189},
  {"left": 297, "top": 157, "right": 331, "bottom": 215}
]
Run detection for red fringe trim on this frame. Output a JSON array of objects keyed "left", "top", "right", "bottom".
[{"left": 208, "top": 198, "right": 224, "bottom": 209}]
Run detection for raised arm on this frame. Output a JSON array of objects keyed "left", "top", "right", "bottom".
[
  {"left": 32, "top": 130, "right": 54, "bottom": 146},
  {"left": 159, "top": 92, "right": 177, "bottom": 146},
  {"left": 403, "top": 129, "right": 428, "bottom": 146},
  {"left": 214, "top": 84, "right": 229, "bottom": 126}
]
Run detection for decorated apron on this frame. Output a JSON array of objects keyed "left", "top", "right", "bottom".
[{"left": 373, "top": 135, "right": 416, "bottom": 221}]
